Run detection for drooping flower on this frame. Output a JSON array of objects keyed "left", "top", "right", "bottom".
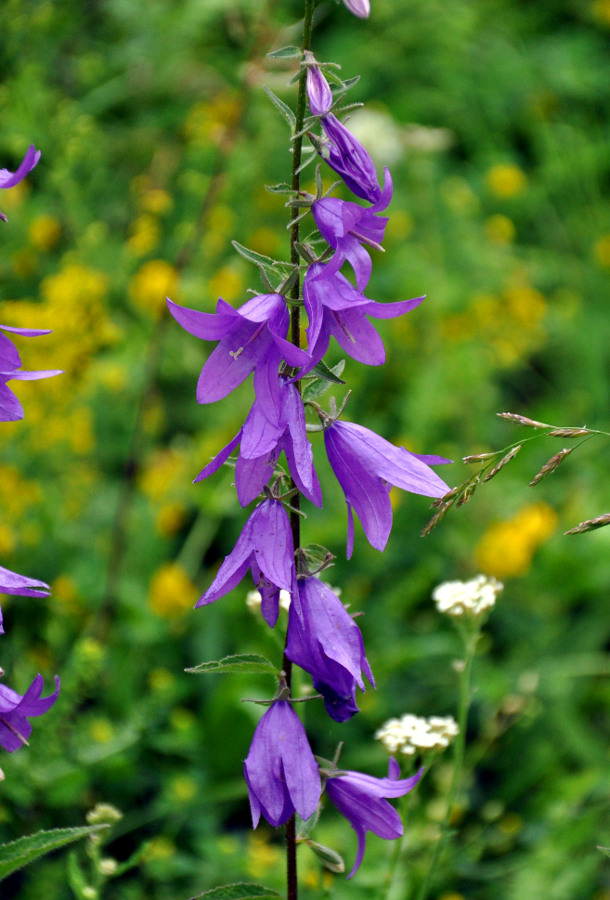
[
  {"left": 305, "top": 52, "right": 333, "bottom": 117},
  {"left": 0, "top": 564, "right": 50, "bottom": 635},
  {"left": 312, "top": 169, "right": 392, "bottom": 291},
  {"left": 197, "top": 500, "right": 296, "bottom": 627},
  {"left": 195, "top": 376, "right": 321, "bottom": 508},
  {"left": 244, "top": 700, "right": 321, "bottom": 828},
  {"left": 325, "top": 758, "right": 423, "bottom": 878},
  {"left": 302, "top": 262, "right": 423, "bottom": 372},
  {"left": 285, "top": 577, "right": 373, "bottom": 722},
  {"left": 0, "top": 674, "right": 60, "bottom": 752},
  {"left": 342, "top": 0, "right": 370, "bottom": 18},
  {"left": 167, "top": 294, "right": 309, "bottom": 416},
  {"left": 324, "top": 420, "right": 451, "bottom": 558},
  {"left": 0, "top": 145, "right": 41, "bottom": 222},
  {"left": 0, "top": 325, "right": 63, "bottom": 422},
  {"left": 317, "top": 113, "right": 381, "bottom": 203}
]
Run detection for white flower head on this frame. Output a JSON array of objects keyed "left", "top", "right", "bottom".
[
  {"left": 375, "top": 713, "right": 459, "bottom": 757},
  {"left": 432, "top": 574, "right": 503, "bottom": 619}
]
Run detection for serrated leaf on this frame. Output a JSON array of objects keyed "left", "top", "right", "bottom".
[
  {"left": 263, "top": 86, "right": 296, "bottom": 130},
  {"left": 267, "top": 45, "right": 302, "bottom": 60},
  {"left": 231, "top": 240, "right": 289, "bottom": 274},
  {"left": 265, "top": 183, "right": 296, "bottom": 195},
  {"left": 0, "top": 825, "right": 108, "bottom": 882},
  {"left": 185, "top": 653, "right": 279, "bottom": 676},
  {"left": 190, "top": 883, "right": 282, "bottom": 900}
]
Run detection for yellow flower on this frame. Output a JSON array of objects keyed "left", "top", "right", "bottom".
[
  {"left": 208, "top": 265, "right": 244, "bottom": 304},
  {"left": 29, "top": 214, "right": 61, "bottom": 251},
  {"left": 246, "top": 833, "right": 281, "bottom": 879},
  {"left": 484, "top": 214, "right": 515, "bottom": 244},
  {"left": 140, "top": 189, "right": 172, "bottom": 215},
  {"left": 127, "top": 214, "right": 159, "bottom": 256},
  {"left": 168, "top": 775, "right": 197, "bottom": 803},
  {"left": 475, "top": 502, "right": 557, "bottom": 577},
  {"left": 89, "top": 718, "right": 115, "bottom": 744},
  {"left": 149, "top": 562, "right": 198, "bottom": 617},
  {"left": 485, "top": 164, "right": 527, "bottom": 198},
  {"left": 148, "top": 667, "right": 175, "bottom": 692},
  {"left": 52, "top": 574, "right": 81, "bottom": 614},
  {"left": 129, "top": 259, "right": 178, "bottom": 319},
  {"left": 593, "top": 234, "right": 610, "bottom": 268},
  {"left": 155, "top": 502, "right": 187, "bottom": 537}
]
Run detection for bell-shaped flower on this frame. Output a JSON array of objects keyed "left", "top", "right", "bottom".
[
  {"left": 324, "top": 420, "right": 451, "bottom": 558},
  {"left": 167, "top": 294, "right": 309, "bottom": 415},
  {"left": 318, "top": 113, "right": 381, "bottom": 203},
  {"left": 312, "top": 170, "right": 392, "bottom": 291},
  {"left": 0, "top": 674, "right": 60, "bottom": 752},
  {"left": 305, "top": 52, "right": 333, "bottom": 117},
  {"left": 285, "top": 577, "right": 373, "bottom": 722},
  {"left": 197, "top": 499, "right": 296, "bottom": 627},
  {"left": 0, "top": 325, "right": 63, "bottom": 422},
  {"left": 195, "top": 376, "right": 321, "bottom": 508},
  {"left": 342, "top": 0, "right": 370, "bottom": 18},
  {"left": 244, "top": 700, "right": 321, "bottom": 828},
  {"left": 302, "top": 263, "right": 423, "bottom": 372},
  {"left": 325, "top": 758, "right": 423, "bottom": 878},
  {"left": 0, "top": 145, "right": 40, "bottom": 222},
  {"left": 0, "top": 564, "right": 50, "bottom": 635}
]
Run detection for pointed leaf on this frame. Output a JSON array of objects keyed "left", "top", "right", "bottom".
[
  {"left": 263, "top": 86, "right": 296, "bottom": 130},
  {"left": 265, "top": 183, "right": 297, "bottom": 195},
  {"left": 185, "top": 653, "right": 279, "bottom": 676},
  {"left": 231, "top": 241, "right": 289, "bottom": 275},
  {"left": 190, "top": 884, "right": 282, "bottom": 900},
  {"left": 267, "top": 46, "right": 302, "bottom": 60},
  {"left": 0, "top": 825, "right": 108, "bottom": 882},
  {"left": 302, "top": 359, "right": 346, "bottom": 400},
  {"left": 598, "top": 846, "right": 610, "bottom": 858}
]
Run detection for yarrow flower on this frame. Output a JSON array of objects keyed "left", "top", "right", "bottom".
[
  {"left": 196, "top": 500, "right": 296, "bottom": 627},
  {"left": 325, "top": 758, "right": 422, "bottom": 877},
  {"left": 0, "top": 325, "right": 63, "bottom": 422},
  {"left": 0, "top": 145, "right": 41, "bottom": 222},
  {"left": 375, "top": 713, "right": 459, "bottom": 757},
  {"left": 0, "top": 565, "right": 50, "bottom": 635},
  {"left": 244, "top": 700, "right": 321, "bottom": 828},
  {"left": 0, "top": 674, "right": 60, "bottom": 752},
  {"left": 432, "top": 574, "right": 503, "bottom": 619},
  {"left": 324, "top": 419, "right": 451, "bottom": 557}
]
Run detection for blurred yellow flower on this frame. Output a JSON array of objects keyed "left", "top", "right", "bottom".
[
  {"left": 246, "top": 226, "right": 282, "bottom": 256},
  {"left": 143, "top": 836, "right": 175, "bottom": 862},
  {"left": 29, "top": 214, "right": 61, "bottom": 251},
  {"left": 155, "top": 502, "right": 187, "bottom": 537},
  {"left": 51, "top": 574, "right": 81, "bottom": 614},
  {"left": 140, "top": 189, "right": 172, "bottom": 215},
  {"left": 184, "top": 92, "right": 241, "bottom": 146},
  {"left": 1, "top": 180, "right": 28, "bottom": 213},
  {"left": 593, "top": 0, "right": 610, "bottom": 25},
  {"left": 127, "top": 213, "right": 159, "bottom": 256},
  {"left": 148, "top": 667, "right": 175, "bottom": 692},
  {"left": 89, "top": 718, "right": 115, "bottom": 744},
  {"left": 593, "top": 234, "right": 610, "bottom": 268},
  {"left": 476, "top": 502, "right": 558, "bottom": 577},
  {"left": 149, "top": 562, "right": 198, "bottom": 617},
  {"left": 246, "top": 832, "right": 281, "bottom": 879},
  {"left": 140, "top": 448, "right": 186, "bottom": 502},
  {"left": 485, "top": 164, "right": 527, "bottom": 198},
  {"left": 208, "top": 265, "right": 243, "bottom": 304},
  {"left": 484, "top": 214, "right": 515, "bottom": 244},
  {"left": 168, "top": 775, "right": 197, "bottom": 803},
  {"left": 129, "top": 259, "right": 178, "bottom": 319}
]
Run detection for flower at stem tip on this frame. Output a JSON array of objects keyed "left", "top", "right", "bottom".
[
  {"left": 341, "top": 0, "right": 371, "bottom": 19},
  {"left": 0, "top": 674, "right": 60, "bottom": 752}
]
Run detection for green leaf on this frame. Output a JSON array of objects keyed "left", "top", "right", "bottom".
[
  {"left": 305, "top": 840, "right": 345, "bottom": 874},
  {"left": 190, "top": 883, "right": 282, "bottom": 900},
  {"left": 231, "top": 241, "right": 289, "bottom": 275},
  {"left": 185, "top": 653, "right": 279, "bottom": 676},
  {"left": 598, "top": 846, "right": 610, "bottom": 858},
  {"left": 265, "top": 183, "right": 296, "bottom": 195},
  {"left": 0, "top": 825, "right": 108, "bottom": 882},
  {"left": 266, "top": 45, "right": 302, "bottom": 60},
  {"left": 67, "top": 851, "right": 90, "bottom": 900},
  {"left": 263, "top": 86, "right": 296, "bottom": 130},
  {"left": 302, "top": 360, "right": 346, "bottom": 401}
]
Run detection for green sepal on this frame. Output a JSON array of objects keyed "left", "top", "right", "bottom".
[
  {"left": 0, "top": 825, "right": 108, "bottom": 882},
  {"left": 189, "top": 885, "right": 282, "bottom": 900},
  {"left": 266, "top": 46, "right": 302, "bottom": 60},
  {"left": 305, "top": 840, "right": 345, "bottom": 874},
  {"left": 185, "top": 653, "right": 280, "bottom": 676},
  {"left": 263, "top": 86, "right": 296, "bottom": 130}
]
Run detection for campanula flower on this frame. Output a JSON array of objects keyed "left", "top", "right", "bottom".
[
  {"left": 0, "top": 674, "right": 60, "bottom": 752},
  {"left": 0, "top": 565, "right": 50, "bottom": 635},
  {"left": 285, "top": 577, "right": 373, "bottom": 722},
  {"left": 302, "top": 262, "right": 423, "bottom": 372},
  {"left": 305, "top": 52, "right": 333, "bottom": 116},
  {"left": 167, "top": 294, "right": 309, "bottom": 414},
  {"left": 312, "top": 169, "right": 392, "bottom": 290},
  {"left": 244, "top": 700, "right": 321, "bottom": 828},
  {"left": 325, "top": 758, "right": 423, "bottom": 878},
  {"left": 195, "top": 376, "right": 321, "bottom": 508},
  {"left": 0, "top": 145, "right": 41, "bottom": 222},
  {"left": 0, "top": 325, "right": 63, "bottom": 422},
  {"left": 324, "top": 420, "right": 451, "bottom": 557},
  {"left": 318, "top": 113, "right": 381, "bottom": 202},
  {"left": 197, "top": 500, "right": 296, "bottom": 627},
  {"left": 342, "top": 0, "right": 370, "bottom": 18}
]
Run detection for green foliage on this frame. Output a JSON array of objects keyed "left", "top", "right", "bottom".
[{"left": 0, "top": 826, "right": 107, "bottom": 881}]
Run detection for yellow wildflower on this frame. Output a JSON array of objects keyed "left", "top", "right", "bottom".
[
  {"left": 51, "top": 574, "right": 81, "bottom": 614},
  {"left": 29, "top": 214, "right": 61, "bottom": 251},
  {"left": 149, "top": 562, "right": 197, "bottom": 617},
  {"left": 208, "top": 265, "right": 244, "bottom": 304},
  {"left": 155, "top": 502, "right": 187, "bottom": 537},
  {"left": 129, "top": 259, "right": 178, "bottom": 319},
  {"left": 485, "top": 164, "right": 527, "bottom": 198},
  {"left": 89, "top": 718, "right": 115, "bottom": 744},
  {"left": 475, "top": 502, "right": 557, "bottom": 577},
  {"left": 127, "top": 213, "right": 159, "bottom": 256},
  {"left": 246, "top": 832, "right": 281, "bottom": 879},
  {"left": 140, "top": 189, "right": 172, "bottom": 215},
  {"left": 484, "top": 214, "right": 515, "bottom": 244}
]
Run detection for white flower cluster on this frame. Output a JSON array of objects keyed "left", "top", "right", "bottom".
[
  {"left": 432, "top": 574, "right": 503, "bottom": 619},
  {"left": 246, "top": 589, "right": 291, "bottom": 613},
  {"left": 375, "top": 713, "right": 459, "bottom": 757}
]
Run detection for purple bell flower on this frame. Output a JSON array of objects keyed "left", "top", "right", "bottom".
[
  {"left": 318, "top": 113, "right": 381, "bottom": 203},
  {"left": 0, "top": 674, "right": 60, "bottom": 752},
  {"left": 167, "top": 294, "right": 309, "bottom": 415},
  {"left": 244, "top": 700, "right": 321, "bottom": 828},
  {"left": 195, "top": 376, "right": 322, "bottom": 508},
  {"left": 325, "top": 758, "right": 423, "bottom": 878},
  {"left": 302, "top": 262, "right": 424, "bottom": 372},
  {"left": 0, "top": 325, "right": 63, "bottom": 422},
  {"left": 305, "top": 52, "right": 333, "bottom": 117},
  {"left": 0, "top": 565, "right": 50, "bottom": 635},
  {"left": 197, "top": 499, "right": 296, "bottom": 627},
  {"left": 312, "top": 169, "right": 392, "bottom": 291},
  {"left": 324, "top": 420, "right": 451, "bottom": 558},
  {"left": 285, "top": 577, "right": 373, "bottom": 722},
  {"left": 0, "top": 145, "right": 41, "bottom": 222},
  {"left": 342, "top": 0, "right": 370, "bottom": 18}
]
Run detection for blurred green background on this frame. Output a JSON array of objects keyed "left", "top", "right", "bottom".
[{"left": 1, "top": 0, "right": 610, "bottom": 897}]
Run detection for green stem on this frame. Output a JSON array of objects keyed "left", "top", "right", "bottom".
[{"left": 414, "top": 634, "right": 478, "bottom": 900}]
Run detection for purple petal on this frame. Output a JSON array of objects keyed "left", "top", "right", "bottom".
[
  {"left": 167, "top": 298, "right": 230, "bottom": 341},
  {"left": 0, "top": 145, "right": 41, "bottom": 189},
  {"left": 193, "top": 430, "right": 242, "bottom": 483}
]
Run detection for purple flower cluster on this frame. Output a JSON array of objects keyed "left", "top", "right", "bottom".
[
  {"left": 0, "top": 149, "right": 60, "bottom": 754},
  {"left": 168, "top": 44, "right": 448, "bottom": 878}
]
